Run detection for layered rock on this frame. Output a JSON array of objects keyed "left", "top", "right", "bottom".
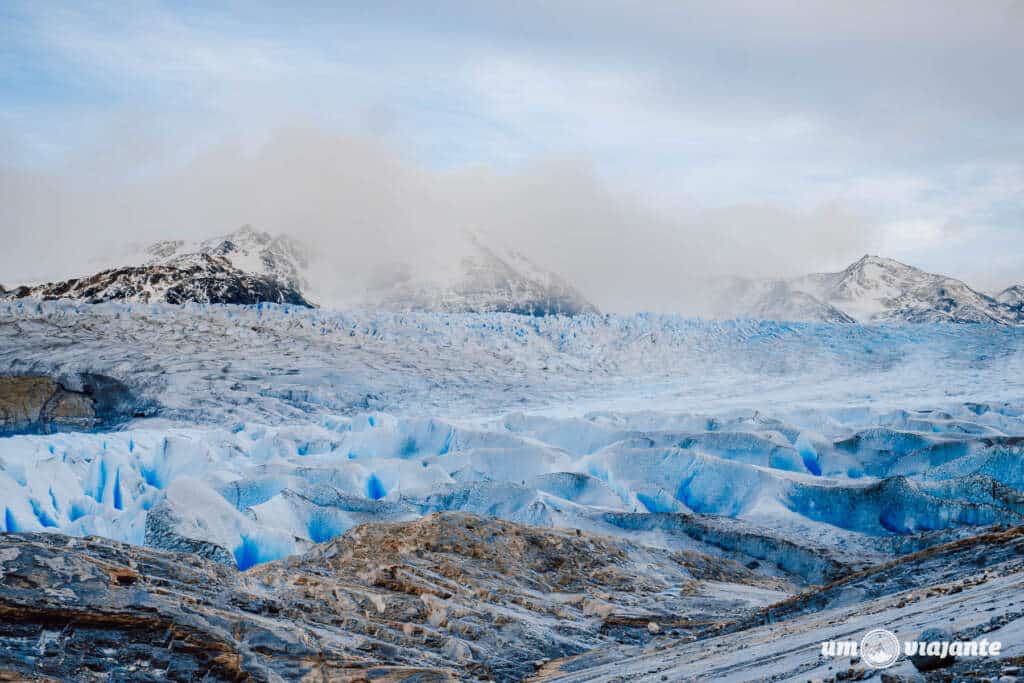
[
  {"left": 536, "top": 525, "right": 1024, "bottom": 681},
  {"left": 0, "top": 373, "right": 146, "bottom": 435},
  {"left": 0, "top": 512, "right": 790, "bottom": 682}
]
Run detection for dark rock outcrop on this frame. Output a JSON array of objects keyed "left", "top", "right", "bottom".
[
  {"left": 2, "top": 254, "right": 313, "bottom": 308},
  {"left": 908, "top": 627, "right": 957, "bottom": 672},
  {"left": 0, "top": 377, "right": 95, "bottom": 435},
  {"left": 0, "top": 374, "right": 144, "bottom": 436}
]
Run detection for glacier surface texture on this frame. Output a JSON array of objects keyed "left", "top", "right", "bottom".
[{"left": 1, "top": 301, "right": 1023, "bottom": 573}]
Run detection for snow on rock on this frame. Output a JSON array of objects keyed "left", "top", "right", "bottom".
[
  {"left": 0, "top": 253, "right": 312, "bottom": 307},
  {"left": 793, "top": 254, "right": 1018, "bottom": 324},
  {"left": 709, "top": 277, "right": 856, "bottom": 323},
  {"left": 707, "top": 255, "right": 1022, "bottom": 324},
  {"left": 998, "top": 283, "right": 1024, "bottom": 317}
]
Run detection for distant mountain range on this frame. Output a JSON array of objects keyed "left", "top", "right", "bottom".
[
  {"left": 0, "top": 227, "right": 596, "bottom": 316},
  {"left": 715, "top": 255, "right": 1022, "bottom": 325},
  {"left": 1, "top": 228, "right": 1020, "bottom": 323}
]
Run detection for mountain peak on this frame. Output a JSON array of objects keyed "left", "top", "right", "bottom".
[
  {"left": 367, "top": 233, "right": 598, "bottom": 316},
  {"left": 218, "top": 224, "right": 272, "bottom": 246},
  {"left": 997, "top": 284, "right": 1024, "bottom": 311},
  {"left": 848, "top": 254, "right": 911, "bottom": 271},
  {"left": 792, "top": 254, "right": 1017, "bottom": 324}
]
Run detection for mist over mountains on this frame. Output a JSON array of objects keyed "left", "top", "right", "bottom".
[{"left": 2, "top": 225, "right": 1021, "bottom": 324}]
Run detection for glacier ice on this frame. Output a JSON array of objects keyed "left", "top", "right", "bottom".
[
  {"left": 1, "top": 301, "right": 1024, "bottom": 569},
  {"left": 2, "top": 402, "right": 1024, "bottom": 568}
]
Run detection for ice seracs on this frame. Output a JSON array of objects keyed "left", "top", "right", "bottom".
[{"left": 1, "top": 293, "right": 1024, "bottom": 680}]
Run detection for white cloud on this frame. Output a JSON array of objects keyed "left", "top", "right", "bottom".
[
  {"left": 2, "top": 1, "right": 1022, "bottom": 299},
  {"left": 0, "top": 128, "right": 877, "bottom": 312}
]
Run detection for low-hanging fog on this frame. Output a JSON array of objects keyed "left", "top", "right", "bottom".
[{"left": 1, "top": 128, "right": 874, "bottom": 313}]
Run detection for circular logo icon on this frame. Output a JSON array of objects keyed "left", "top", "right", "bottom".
[{"left": 860, "top": 629, "right": 901, "bottom": 669}]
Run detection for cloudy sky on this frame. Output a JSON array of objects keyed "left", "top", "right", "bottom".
[{"left": 2, "top": 1, "right": 1022, "bottom": 309}]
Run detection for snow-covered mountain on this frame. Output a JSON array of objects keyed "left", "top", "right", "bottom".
[
  {"left": 1, "top": 252, "right": 313, "bottom": 307},
  {"left": 792, "top": 255, "right": 1018, "bottom": 324},
  {"left": 0, "top": 226, "right": 314, "bottom": 307},
  {"left": 2, "top": 226, "right": 1018, "bottom": 324},
  {"left": 365, "top": 234, "right": 598, "bottom": 316},
  {"left": 997, "top": 284, "right": 1024, "bottom": 315},
  {"left": 2, "top": 226, "right": 597, "bottom": 315},
  {"left": 710, "top": 254, "right": 1020, "bottom": 325},
  {"left": 142, "top": 225, "right": 312, "bottom": 293}
]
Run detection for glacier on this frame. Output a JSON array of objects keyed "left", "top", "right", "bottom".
[{"left": 2, "top": 301, "right": 1024, "bottom": 575}]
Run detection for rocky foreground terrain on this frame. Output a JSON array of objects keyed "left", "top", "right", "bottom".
[
  {"left": 0, "top": 511, "right": 793, "bottom": 682},
  {"left": 536, "top": 525, "right": 1024, "bottom": 682},
  {"left": 2, "top": 514, "right": 1024, "bottom": 682}
]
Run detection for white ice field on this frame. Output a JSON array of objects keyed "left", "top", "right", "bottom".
[{"left": 2, "top": 300, "right": 1023, "bottom": 571}]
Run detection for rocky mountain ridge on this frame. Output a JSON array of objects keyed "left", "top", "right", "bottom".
[
  {"left": 2, "top": 226, "right": 1020, "bottom": 323},
  {"left": 794, "top": 254, "right": 1018, "bottom": 324},
  {"left": 998, "top": 284, "right": 1024, "bottom": 315},
  {"left": 719, "top": 255, "right": 1022, "bottom": 324},
  {"left": 142, "top": 225, "right": 312, "bottom": 292},
  {"left": 1, "top": 250, "right": 313, "bottom": 308},
  {"left": 1, "top": 226, "right": 597, "bottom": 315}
]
